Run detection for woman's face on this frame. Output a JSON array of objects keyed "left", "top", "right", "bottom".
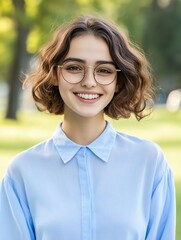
[{"left": 57, "top": 34, "right": 118, "bottom": 120}]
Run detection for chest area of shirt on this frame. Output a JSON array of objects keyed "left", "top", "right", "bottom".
[{"left": 27, "top": 151, "right": 149, "bottom": 240}]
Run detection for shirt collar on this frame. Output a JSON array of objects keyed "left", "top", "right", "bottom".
[{"left": 53, "top": 121, "right": 117, "bottom": 164}]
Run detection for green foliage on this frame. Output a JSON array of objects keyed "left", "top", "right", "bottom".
[
  {"left": 0, "top": 0, "right": 119, "bottom": 82},
  {"left": 142, "top": 0, "right": 181, "bottom": 82},
  {"left": 114, "top": 0, "right": 151, "bottom": 43},
  {"left": 0, "top": 0, "right": 180, "bottom": 90},
  {"left": 0, "top": 17, "right": 15, "bottom": 81}
]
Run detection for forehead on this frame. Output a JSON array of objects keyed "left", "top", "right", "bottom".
[{"left": 65, "top": 34, "right": 112, "bottom": 63}]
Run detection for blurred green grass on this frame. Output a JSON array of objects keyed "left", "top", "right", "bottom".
[{"left": 0, "top": 106, "right": 181, "bottom": 238}]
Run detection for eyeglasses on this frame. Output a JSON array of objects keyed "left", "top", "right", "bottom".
[{"left": 56, "top": 61, "right": 121, "bottom": 85}]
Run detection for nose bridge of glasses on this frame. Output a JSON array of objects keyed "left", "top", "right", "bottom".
[
  {"left": 83, "top": 65, "right": 96, "bottom": 77},
  {"left": 81, "top": 65, "right": 97, "bottom": 86},
  {"left": 84, "top": 65, "right": 95, "bottom": 73}
]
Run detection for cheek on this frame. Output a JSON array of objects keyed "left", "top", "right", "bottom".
[
  {"left": 57, "top": 83, "right": 66, "bottom": 102},
  {"left": 110, "top": 84, "right": 118, "bottom": 100},
  {"left": 57, "top": 81, "right": 73, "bottom": 106},
  {"left": 110, "top": 82, "right": 118, "bottom": 95},
  {"left": 58, "top": 79, "right": 68, "bottom": 94},
  {"left": 58, "top": 86, "right": 66, "bottom": 101}
]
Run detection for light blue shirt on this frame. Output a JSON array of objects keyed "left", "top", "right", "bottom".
[{"left": 0, "top": 122, "right": 175, "bottom": 240}]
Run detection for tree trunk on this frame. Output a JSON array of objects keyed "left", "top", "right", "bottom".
[{"left": 5, "top": 0, "right": 29, "bottom": 120}]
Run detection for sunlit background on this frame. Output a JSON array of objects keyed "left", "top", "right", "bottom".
[{"left": 0, "top": 0, "right": 181, "bottom": 238}]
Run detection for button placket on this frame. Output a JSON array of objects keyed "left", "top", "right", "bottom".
[{"left": 77, "top": 147, "right": 93, "bottom": 240}]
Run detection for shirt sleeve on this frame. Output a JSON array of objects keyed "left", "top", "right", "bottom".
[
  {"left": 145, "top": 165, "right": 176, "bottom": 240},
  {"left": 0, "top": 175, "right": 35, "bottom": 240}
]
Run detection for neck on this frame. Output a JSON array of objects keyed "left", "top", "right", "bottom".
[{"left": 62, "top": 114, "right": 106, "bottom": 145}]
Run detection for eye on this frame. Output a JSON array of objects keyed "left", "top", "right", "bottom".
[
  {"left": 98, "top": 68, "right": 112, "bottom": 74},
  {"left": 64, "top": 62, "right": 84, "bottom": 73},
  {"left": 96, "top": 65, "right": 114, "bottom": 76}
]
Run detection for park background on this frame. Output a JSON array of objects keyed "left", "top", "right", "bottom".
[{"left": 0, "top": 0, "right": 181, "bottom": 238}]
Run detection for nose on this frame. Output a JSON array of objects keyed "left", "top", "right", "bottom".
[{"left": 81, "top": 67, "right": 97, "bottom": 88}]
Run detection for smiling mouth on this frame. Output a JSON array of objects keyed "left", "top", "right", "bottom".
[{"left": 75, "top": 93, "right": 101, "bottom": 100}]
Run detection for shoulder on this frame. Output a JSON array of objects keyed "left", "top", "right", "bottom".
[
  {"left": 5, "top": 137, "right": 56, "bottom": 181},
  {"left": 115, "top": 130, "right": 168, "bottom": 177},
  {"left": 115, "top": 130, "right": 162, "bottom": 155}
]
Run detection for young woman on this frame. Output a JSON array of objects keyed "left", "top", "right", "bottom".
[{"left": 0, "top": 15, "right": 175, "bottom": 240}]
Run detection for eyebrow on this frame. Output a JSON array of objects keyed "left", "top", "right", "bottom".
[{"left": 63, "top": 57, "right": 115, "bottom": 65}]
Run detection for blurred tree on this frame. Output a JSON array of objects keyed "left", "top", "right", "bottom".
[
  {"left": 2, "top": 0, "right": 82, "bottom": 120},
  {"left": 114, "top": 0, "right": 152, "bottom": 44},
  {"left": 142, "top": 0, "right": 181, "bottom": 92},
  {"left": 5, "top": 0, "right": 30, "bottom": 119},
  {"left": 0, "top": 1, "right": 16, "bottom": 82},
  {"left": 2, "top": 0, "right": 180, "bottom": 119},
  {"left": 1, "top": 0, "right": 120, "bottom": 120}
]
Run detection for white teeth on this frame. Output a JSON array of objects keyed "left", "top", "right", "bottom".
[{"left": 76, "top": 93, "right": 100, "bottom": 100}]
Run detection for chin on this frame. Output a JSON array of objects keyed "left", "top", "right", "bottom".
[{"left": 74, "top": 109, "right": 104, "bottom": 119}]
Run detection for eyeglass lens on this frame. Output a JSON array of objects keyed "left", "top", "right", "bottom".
[{"left": 61, "top": 61, "right": 118, "bottom": 85}]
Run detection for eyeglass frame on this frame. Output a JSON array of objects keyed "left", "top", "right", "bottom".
[{"left": 56, "top": 61, "right": 121, "bottom": 86}]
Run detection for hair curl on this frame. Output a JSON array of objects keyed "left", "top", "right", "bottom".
[{"left": 23, "top": 15, "right": 155, "bottom": 120}]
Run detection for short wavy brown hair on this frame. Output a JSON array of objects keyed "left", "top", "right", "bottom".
[{"left": 23, "top": 15, "right": 155, "bottom": 120}]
